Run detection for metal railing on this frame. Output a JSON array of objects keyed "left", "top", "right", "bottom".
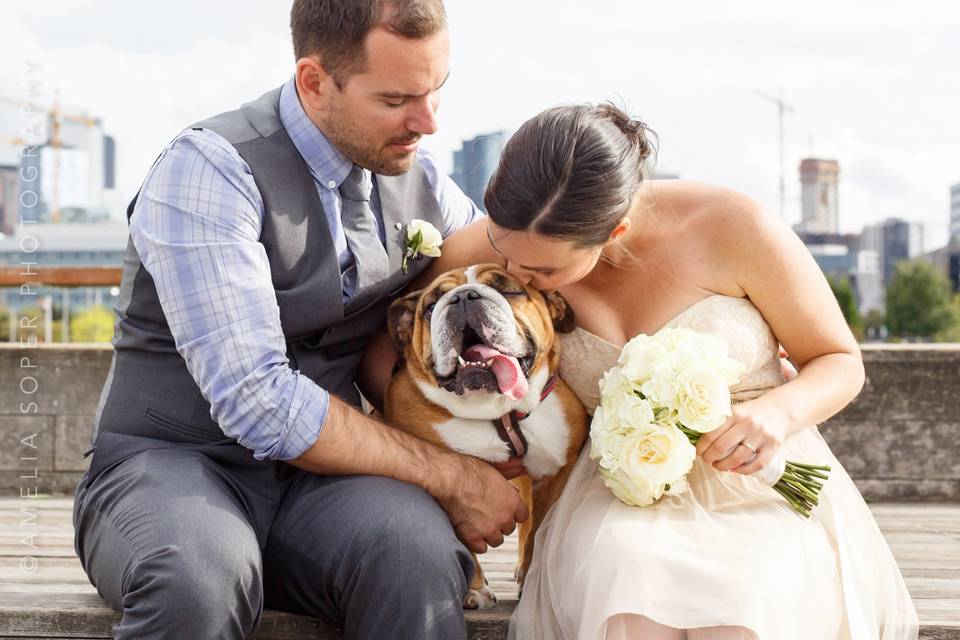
[{"left": 0, "top": 266, "right": 123, "bottom": 342}]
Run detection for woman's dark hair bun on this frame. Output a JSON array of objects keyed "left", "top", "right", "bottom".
[{"left": 594, "top": 102, "right": 656, "bottom": 167}]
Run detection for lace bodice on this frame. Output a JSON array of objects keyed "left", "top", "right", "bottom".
[{"left": 559, "top": 294, "right": 785, "bottom": 413}]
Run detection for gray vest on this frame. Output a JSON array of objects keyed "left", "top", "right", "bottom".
[{"left": 90, "top": 85, "right": 443, "bottom": 448}]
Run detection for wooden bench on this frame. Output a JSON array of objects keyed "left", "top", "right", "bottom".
[{"left": 2, "top": 498, "right": 958, "bottom": 639}]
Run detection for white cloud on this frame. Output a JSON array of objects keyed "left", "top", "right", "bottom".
[{"left": 1, "top": 0, "right": 957, "bottom": 249}]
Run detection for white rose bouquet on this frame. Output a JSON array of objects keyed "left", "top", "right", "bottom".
[{"left": 590, "top": 327, "right": 830, "bottom": 517}]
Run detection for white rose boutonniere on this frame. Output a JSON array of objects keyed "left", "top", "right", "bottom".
[{"left": 402, "top": 219, "right": 443, "bottom": 273}]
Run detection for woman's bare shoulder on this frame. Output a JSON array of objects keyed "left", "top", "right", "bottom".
[
  {"left": 642, "top": 180, "right": 782, "bottom": 296},
  {"left": 645, "top": 180, "right": 769, "bottom": 242}
]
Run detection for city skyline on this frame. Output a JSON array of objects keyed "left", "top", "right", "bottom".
[{"left": 0, "top": 1, "right": 957, "bottom": 250}]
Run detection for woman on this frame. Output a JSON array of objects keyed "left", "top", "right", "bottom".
[{"left": 421, "top": 104, "right": 917, "bottom": 639}]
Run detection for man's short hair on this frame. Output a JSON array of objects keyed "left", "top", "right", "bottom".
[{"left": 291, "top": 0, "right": 447, "bottom": 87}]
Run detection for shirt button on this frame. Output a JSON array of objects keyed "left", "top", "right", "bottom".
[{"left": 327, "top": 180, "right": 337, "bottom": 189}]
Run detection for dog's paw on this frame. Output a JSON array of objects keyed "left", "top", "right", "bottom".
[{"left": 463, "top": 585, "right": 498, "bottom": 610}]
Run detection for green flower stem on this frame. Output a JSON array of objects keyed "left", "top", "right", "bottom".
[
  {"left": 789, "top": 462, "right": 832, "bottom": 471},
  {"left": 678, "top": 425, "right": 831, "bottom": 518}
]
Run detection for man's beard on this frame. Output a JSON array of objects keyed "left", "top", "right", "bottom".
[{"left": 323, "top": 105, "right": 418, "bottom": 176}]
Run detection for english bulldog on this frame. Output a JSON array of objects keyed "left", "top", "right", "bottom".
[{"left": 384, "top": 263, "right": 589, "bottom": 610}]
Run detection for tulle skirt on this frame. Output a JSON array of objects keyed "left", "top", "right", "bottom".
[{"left": 508, "top": 425, "right": 919, "bottom": 640}]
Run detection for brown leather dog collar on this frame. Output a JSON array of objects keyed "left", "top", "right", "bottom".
[{"left": 492, "top": 373, "right": 559, "bottom": 458}]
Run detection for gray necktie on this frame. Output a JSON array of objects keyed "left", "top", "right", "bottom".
[{"left": 339, "top": 165, "right": 389, "bottom": 303}]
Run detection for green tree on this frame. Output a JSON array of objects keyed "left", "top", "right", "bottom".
[
  {"left": 885, "top": 261, "right": 954, "bottom": 339},
  {"left": 863, "top": 308, "right": 886, "bottom": 341},
  {"left": 827, "top": 275, "right": 863, "bottom": 339},
  {"left": 934, "top": 294, "right": 960, "bottom": 342},
  {"left": 70, "top": 306, "right": 116, "bottom": 343}
]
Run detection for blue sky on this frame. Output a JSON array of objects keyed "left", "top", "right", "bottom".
[{"left": 1, "top": 0, "right": 957, "bottom": 249}]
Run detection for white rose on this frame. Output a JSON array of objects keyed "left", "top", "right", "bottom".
[
  {"left": 615, "top": 393, "right": 656, "bottom": 430},
  {"left": 619, "top": 423, "right": 696, "bottom": 487},
  {"left": 407, "top": 219, "right": 443, "bottom": 257},
  {"left": 618, "top": 334, "right": 664, "bottom": 382},
  {"left": 600, "top": 466, "right": 661, "bottom": 507},
  {"left": 589, "top": 406, "right": 629, "bottom": 471},
  {"left": 639, "top": 366, "right": 680, "bottom": 411},
  {"left": 590, "top": 394, "right": 657, "bottom": 472},
  {"left": 663, "top": 328, "right": 744, "bottom": 386},
  {"left": 675, "top": 365, "right": 735, "bottom": 433},
  {"left": 595, "top": 423, "right": 696, "bottom": 506}
]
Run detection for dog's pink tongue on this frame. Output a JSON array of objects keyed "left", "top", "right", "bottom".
[{"left": 462, "top": 344, "right": 529, "bottom": 400}]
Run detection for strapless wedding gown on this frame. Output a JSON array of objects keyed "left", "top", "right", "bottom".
[{"left": 509, "top": 294, "right": 918, "bottom": 640}]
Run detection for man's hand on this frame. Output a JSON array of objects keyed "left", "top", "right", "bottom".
[
  {"left": 434, "top": 454, "right": 529, "bottom": 554},
  {"left": 289, "top": 396, "right": 528, "bottom": 554},
  {"left": 490, "top": 456, "right": 528, "bottom": 480}
]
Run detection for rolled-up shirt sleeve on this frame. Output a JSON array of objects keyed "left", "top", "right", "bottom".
[{"left": 129, "top": 128, "right": 328, "bottom": 461}]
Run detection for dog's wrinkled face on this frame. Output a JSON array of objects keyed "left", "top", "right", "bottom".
[{"left": 388, "top": 264, "right": 576, "bottom": 401}]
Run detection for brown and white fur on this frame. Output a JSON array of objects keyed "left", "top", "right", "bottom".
[{"left": 384, "top": 264, "right": 588, "bottom": 610}]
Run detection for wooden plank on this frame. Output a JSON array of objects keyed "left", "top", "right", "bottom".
[
  {"left": 0, "top": 591, "right": 514, "bottom": 640},
  {"left": 0, "top": 591, "right": 340, "bottom": 640},
  {"left": 0, "top": 501, "right": 958, "bottom": 637}
]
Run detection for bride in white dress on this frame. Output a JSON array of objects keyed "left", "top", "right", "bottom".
[{"left": 434, "top": 104, "right": 918, "bottom": 638}]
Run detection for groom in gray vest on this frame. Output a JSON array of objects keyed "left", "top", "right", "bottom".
[{"left": 71, "top": 1, "right": 528, "bottom": 638}]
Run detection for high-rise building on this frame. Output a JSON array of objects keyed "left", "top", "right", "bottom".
[
  {"left": 450, "top": 131, "right": 508, "bottom": 210},
  {"left": 918, "top": 243, "right": 960, "bottom": 293},
  {"left": 9, "top": 111, "right": 118, "bottom": 225},
  {"left": 0, "top": 166, "right": 18, "bottom": 236},
  {"left": 861, "top": 218, "right": 925, "bottom": 287},
  {"left": 950, "top": 182, "right": 960, "bottom": 243},
  {"left": 797, "top": 231, "right": 883, "bottom": 313},
  {"left": 798, "top": 158, "right": 840, "bottom": 234}
]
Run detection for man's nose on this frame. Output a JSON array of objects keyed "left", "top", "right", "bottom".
[{"left": 407, "top": 95, "right": 439, "bottom": 135}]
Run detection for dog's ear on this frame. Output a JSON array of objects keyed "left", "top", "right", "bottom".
[
  {"left": 544, "top": 290, "right": 577, "bottom": 333},
  {"left": 387, "top": 290, "right": 423, "bottom": 351}
]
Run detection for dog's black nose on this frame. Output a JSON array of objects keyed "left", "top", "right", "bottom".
[{"left": 449, "top": 290, "right": 483, "bottom": 305}]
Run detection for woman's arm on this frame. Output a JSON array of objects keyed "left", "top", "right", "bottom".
[
  {"left": 409, "top": 216, "right": 499, "bottom": 289},
  {"left": 694, "top": 189, "right": 864, "bottom": 475}
]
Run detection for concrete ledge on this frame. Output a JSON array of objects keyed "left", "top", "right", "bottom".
[
  {"left": 1, "top": 343, "right": 959, "bottom": 500},
  {"left": 822, "top": 343, "right": 960, "bottom": 501}
]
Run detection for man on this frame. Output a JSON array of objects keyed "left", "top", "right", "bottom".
[{"left": 72, "top": 1, "right": 527, "bottom": 638}]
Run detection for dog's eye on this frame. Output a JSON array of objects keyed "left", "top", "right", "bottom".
[
  {"left": 500, "top": 288, "right": 526, "bottom": 297},
  {"left": 423, "top": 302, "right": 437, "bottom": 319}
]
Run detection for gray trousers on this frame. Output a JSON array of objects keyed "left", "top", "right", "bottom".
[{"left": 72, "top": 431, "right": 473, "bottom": 640}]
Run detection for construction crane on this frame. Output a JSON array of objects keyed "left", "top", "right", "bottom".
[
  {"left": 0, "top": 92, "right": 99, "bottom": 223},
  {"left": 754, "top": 89, "right": 795, "bottom": 221}
]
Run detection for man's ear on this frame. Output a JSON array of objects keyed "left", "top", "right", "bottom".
[
  {"left": 544, "top": 290, "right": 577, "bottom": 333},
  {"left": 386, "top": 290, "right": 423, "bottom": 351}
]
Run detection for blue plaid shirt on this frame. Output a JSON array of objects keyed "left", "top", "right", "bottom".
[{"left": 129, "top": 76, "right": 483, "bottom": 461}]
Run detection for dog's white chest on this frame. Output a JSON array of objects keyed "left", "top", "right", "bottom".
[{"left": 433, "top": 394, "right": 571, "bottom": 480}]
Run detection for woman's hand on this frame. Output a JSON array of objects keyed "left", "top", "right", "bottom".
[{"left": 695, "top": 398, "right": 791, "bottom": 476}]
